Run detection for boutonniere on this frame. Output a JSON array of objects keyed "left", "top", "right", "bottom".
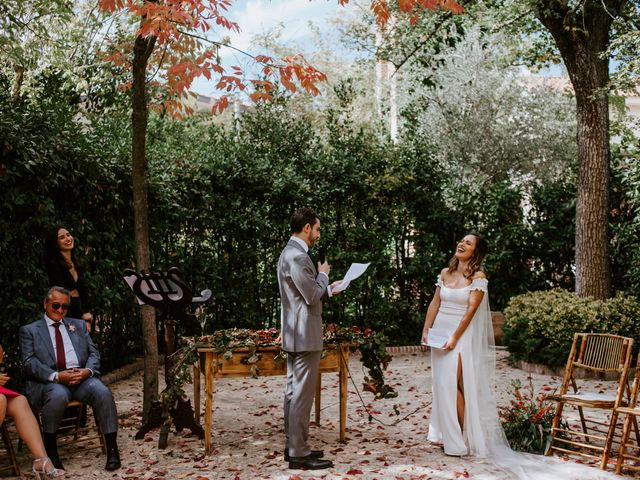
[{"left": 68, "top": 324, "right": 76, "bottom": 333}]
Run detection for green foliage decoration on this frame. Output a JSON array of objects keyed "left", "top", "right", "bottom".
[{"left": 500, "top": 378, "right": 568, "bottom": 454}]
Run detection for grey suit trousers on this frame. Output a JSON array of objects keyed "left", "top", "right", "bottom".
[
  {"left": 284, "top": 350, "right": 322, "bottom": 457},
  {"left": 39, "top": 377, "right": 118, "bottom": 434}
]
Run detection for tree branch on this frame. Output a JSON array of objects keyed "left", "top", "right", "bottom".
[
  {"left": 146, "top": 43, "right": 168, "bottom": 85},
  {"left": 175, "top": 28, "right": 286, "bottom": 69},
  {"left": 386, "top": 0, "right": 473, "bottom": 74},
  {"left": 390, "top": 11, "right": 452, "bottom": 74}
]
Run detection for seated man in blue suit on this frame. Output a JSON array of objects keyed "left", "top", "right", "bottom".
[{"left": 20, "top": 286, "right": 121, "bottom": 471}]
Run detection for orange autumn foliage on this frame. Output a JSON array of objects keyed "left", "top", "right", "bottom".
[{"left": 98, "top": 0, "right": 462, "bottom": 115}]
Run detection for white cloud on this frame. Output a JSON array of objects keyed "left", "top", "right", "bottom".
[{"left": 235, "top": 0, "right": 329, "bottom": 47}]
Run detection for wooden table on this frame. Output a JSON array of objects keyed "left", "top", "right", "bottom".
[{"left": 193, "top": 344, "right": 350, "bottom": 455}]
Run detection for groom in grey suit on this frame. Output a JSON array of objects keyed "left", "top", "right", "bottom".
[
  {"left": 20, "top": 286, "right": 121, "bottom": 471},
  {"left": 278, "top": 207, "right": 340, "bottom": 470}
]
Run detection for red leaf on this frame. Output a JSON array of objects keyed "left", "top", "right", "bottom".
[
  {"left": 370, "top": 0, "right": 390, "bottom": 27},
  {"left": 211, "top": 96, "right": 229, "bottom": 114},
  {"left": 398, "top": 0, "right": 414, "bottom": 12},
  {"left": 347, "top": 469, "right": 364, "bottom": 475},
  {"left": 440, "top": 0, "right": 464, "bottom": 14}
]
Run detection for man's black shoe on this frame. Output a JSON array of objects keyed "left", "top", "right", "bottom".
[
  {"left": 284, "top": 449, "right": 323, "bottom": 461},
  {"left": 105, "top": 447, "right": 121, "bottom": 471},
  {"left": 288, "top": 455, "right": 333, "bottom": 470}
]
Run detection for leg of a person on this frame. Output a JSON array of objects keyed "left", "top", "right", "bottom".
[
  {"left": 284, "top": 354, "right": 294, "bottom": 454},
  {"left": 40, "top": 384, "right": 72, "bottom": 434},
  {"left": 71, "top": 377, "right": 117, "bottom": 434},
  {"left": 0, "top": 394, "right": 6, "bottom": 424},
  {"left": 430, "top": 348, "right": 467, "bottom": 455},
  {"left": 456, "top": 353, "right": 465, "bottom": 430},
  {"left": 287, "top": 351, "right": 321, "bottom": 458},
  {"left": 6, "top": 395, "right": 47, "bottom": 458},
  {"left": 427, "top": 350, "right": 443, "bottom": 444}
]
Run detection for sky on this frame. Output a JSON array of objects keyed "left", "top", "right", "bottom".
[{"left": 191, "top": 0, "right": 359, "bottom": 95}]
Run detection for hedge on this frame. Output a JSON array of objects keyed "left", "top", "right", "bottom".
[{"left": 503, "top": 289, "right": 640, "bottom": 369}]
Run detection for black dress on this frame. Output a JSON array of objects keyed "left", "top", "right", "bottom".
[{"left": 44, "top": 260, "right": 91, "bottom": 319}]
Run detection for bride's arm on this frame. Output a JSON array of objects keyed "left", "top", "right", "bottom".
[{"left": 421, "top": 287, "right": 442, "bottom": 344}]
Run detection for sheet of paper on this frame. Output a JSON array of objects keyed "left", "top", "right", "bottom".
[
  {"left": 422, "top": 328, "right": 449, "bottom": 349},
  {"left": 332, "top": 262, "right": 371, "bottom": 293}
]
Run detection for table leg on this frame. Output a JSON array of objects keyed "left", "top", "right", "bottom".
[
  {"left": 315, "top": 371, "right": 322, "bottom": 426},
  {"left": 193, "top": 364, "right": 201, "bottom": 424},
  {"left": 204, "top": 353, "right": 214, "bottom": 455},
  {"left": 339, "top": 346, "right": 348, "bottom": 443}
]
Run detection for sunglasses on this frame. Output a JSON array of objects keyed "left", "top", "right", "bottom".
[{"left": 51, "top": 303, "right": 70, "bottom": 311}]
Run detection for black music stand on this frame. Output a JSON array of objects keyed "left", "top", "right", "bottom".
[{"left": 123, "top": 267, "right": 210, "bottom": 448}]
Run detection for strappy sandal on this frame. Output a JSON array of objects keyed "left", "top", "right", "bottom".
[{"left": 32, "top": 457, "right": 65, "bottom": 479}]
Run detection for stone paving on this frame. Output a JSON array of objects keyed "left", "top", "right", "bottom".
[{"left": 3, "top": 350, "right": 628, "bottom": 479}]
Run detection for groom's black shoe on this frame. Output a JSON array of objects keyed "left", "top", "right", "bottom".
[
  {"left": 284, "top": 449, "right": 323, "bottom": 462},
  {"left": 288, "top": 455, "right": 333, "bottom": 470}
]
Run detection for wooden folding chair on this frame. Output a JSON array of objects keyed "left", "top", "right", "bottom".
[
  {"left": 0, "top": 422, "right": 20, "bottom": 477},
  {"left": 615, "top": 354, "right": 640, "bottom": 474},
  {"left": 546, "top": 333, "right": 634, "bottom": 470}
]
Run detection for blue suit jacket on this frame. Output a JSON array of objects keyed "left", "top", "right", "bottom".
[{"left": 19, "top": 316, "right": 101, "bottom": 410}]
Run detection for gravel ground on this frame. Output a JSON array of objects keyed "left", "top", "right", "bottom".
[{"left": 3, "top": 349, "right": 630, "bottom": 479}]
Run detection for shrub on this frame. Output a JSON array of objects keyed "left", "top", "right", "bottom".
[{"left": 503, "top": 289, "right": 640, "bottom": 369}]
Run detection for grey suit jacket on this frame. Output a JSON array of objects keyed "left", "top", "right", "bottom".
[
  {"left": 277, "top": 239, "right": 329, "bottom": 352},
  {"left": 19, "top": 316, "right": 101, "bottom": 410}
]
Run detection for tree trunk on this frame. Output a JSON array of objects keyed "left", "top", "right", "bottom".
[
  {"left": 573, "top": 78, "right": 610, "bottom": 299},
  {"left": 535, "top": 0, "right": 623, "bottom": 299},
  {"left": 12, "top": 64, "right": 24, "bottom": 99},
  {"left": 132, "top": 25, "right": 159, "bottom": 422}
]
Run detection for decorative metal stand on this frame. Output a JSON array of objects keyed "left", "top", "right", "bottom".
[{"left": 123, "top": 267, "right": 211, "bottom": 448}]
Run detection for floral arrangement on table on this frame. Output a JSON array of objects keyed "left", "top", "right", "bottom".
[
  {"left": 163, "top": 324, "right": 397, "bottom": 416},
  {"left": 499, "top": 378, "right": 568, "bottom": 454}
]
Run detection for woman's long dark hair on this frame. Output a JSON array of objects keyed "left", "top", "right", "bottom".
[
  {"left": 43, "top": 226, "right": 77, "bottom": 270},
  {"left": 448, "top": 233, "right": 488, "bottom": 279}
]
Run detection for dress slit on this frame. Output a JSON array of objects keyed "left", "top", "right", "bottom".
[{"left": 457, "top": 352, "right": 465, "bottom": 431}]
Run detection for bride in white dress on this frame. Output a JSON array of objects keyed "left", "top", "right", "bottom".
[
  {"left": 421, "top": 233, "right": 492, "bottom": 457},
  {"left": 421, "top": 233, "right": 620, "bottom": 479}
]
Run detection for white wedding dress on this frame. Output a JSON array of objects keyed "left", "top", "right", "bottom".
[{"left": 427, "top": 275, "right": 621, "bottom": 479}]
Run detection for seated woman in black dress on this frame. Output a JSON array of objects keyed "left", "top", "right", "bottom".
[{"left": 43, "top": 227, "right": 93, "bottom": 330}]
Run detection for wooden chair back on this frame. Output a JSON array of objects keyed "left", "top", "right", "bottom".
[
  {"left": 559, "top": 333, "right": 634, "bottom": 399},
  {"left": 574, "top": 333, "right": 634, "bottom": 372}
]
